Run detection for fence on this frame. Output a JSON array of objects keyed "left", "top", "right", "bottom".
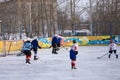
[{"left": 0, "top": 35, "right": 119, "bottom": 55}]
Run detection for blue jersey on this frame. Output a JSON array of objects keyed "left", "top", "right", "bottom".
[
  {"left": 22, "top": 41, "right": 32, "bottom": 51},
  {"left": 31, "top": 39, "right": 40, "bottom": 51},
  {"left": 57, "top": 37, "right": 62, "bottom": 44},
  {"left": 52, "top": 36, "right": 58, "bottom": 44},
  {"left": 70, "top": 49, "right": 76, "bottom": 60},
  {"left": 69, "top": 43, "right": 78, "bottom": 60}
]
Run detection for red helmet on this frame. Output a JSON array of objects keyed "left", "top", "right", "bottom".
[{"left": 59, "top": 34, "right": 62, "bottom": 36}]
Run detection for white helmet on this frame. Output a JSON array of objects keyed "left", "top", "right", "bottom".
[
  {"left": 24, "top": 39, "right": 27, "bottom": 42},
  {"left": 27, "top": 37, "right": 31, "bottom": 41},
  {"left": 54, "top": 34, "right": 58, "bottom": 37},
  {"left": 33, "top": 36, "right": 37, "bottom": 39}
]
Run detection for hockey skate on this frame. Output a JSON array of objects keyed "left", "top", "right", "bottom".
[
  {"left": 34, "top": 56, "right": 38, "bottom": 60},
  {"left": 26, "top": 59, "right": 31, "bottom": 64},
  {"left": 71, "top": 66, "right": 77, "bottom": 69}
]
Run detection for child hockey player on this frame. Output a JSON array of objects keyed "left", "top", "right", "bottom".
[
  {"left": 51, "top": 34, "right": 58, "bottom": 54},
  {"left": 56, "top": 35, "right": 62, "bottom": 51},
  {"left": 57, "top": 34, "right": 63, "bottom": 47},
  {"left": 70, "top": 40, "right": 78, "bottom": 69},
  {"left": 108, "top": 40, "right": 118, "bottom": 58},
  {"left": 57, "top": 34, "right": 65, "bottom": 47},
  {"left": 22, "top": 38, "right": 32, "bottom": 64},
  {"left": 31, "top": 36, "right": 41, "bottom": 60}
]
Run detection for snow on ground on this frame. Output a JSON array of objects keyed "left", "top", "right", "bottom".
[{"left": 0, "top": 46, "right": 120, "bottom": 80}]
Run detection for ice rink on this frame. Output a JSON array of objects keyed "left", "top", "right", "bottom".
[{"left": 0, "top": 46, "right": 120, "bottom": 80}]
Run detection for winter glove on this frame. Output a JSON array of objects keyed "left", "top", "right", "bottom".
[
  {"left": 38, "top": 46, "right": 41, "bottom": 49},
  {"left": 75, "top": 51, "right": 78, "bottom": 55}
]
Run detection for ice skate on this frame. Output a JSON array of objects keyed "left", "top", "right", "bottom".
[
  {"left": 71, "top": 66, "right": 77, "bottom": 69},
  {"left": 26, "top": 59, "right": 31, "bottom": 64},
  {"left": 34, "top": 56, "right": 38, "bottom": 60}
]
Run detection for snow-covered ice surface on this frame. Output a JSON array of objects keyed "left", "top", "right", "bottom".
[{"left": 0, "top": 46, "right": 120, "bottom": 80}]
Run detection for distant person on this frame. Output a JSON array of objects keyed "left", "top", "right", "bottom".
[
  {"left": 57, "top": 34, "right": 65, "bottom": 51},
  {"left": 31, "top": 36, "right": 41, "bottom": 60},
  {"left": 70, "top": 40, "right": 78, "bottom": 69},
  {"left": 108, "top": 40, "right": 118, "bottom": 58},
  {"left": 57, "top": 34, "right": 63, "bottom": 48},
  {"left": 22, "top": 38, "right": 32, "bottom": 64},
  {"left": 51, "top": 34, "right": 58, "bottom": 54}
]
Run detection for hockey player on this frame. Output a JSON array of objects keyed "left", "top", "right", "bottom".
[
  {"left": 108, "top": 40, "right": 118, "bottom": 58},
  {"left": 70, "top": 40, "right": 78, "bottom": 69},
  {"left": 51, "top": 34, "right": 58, "bottom": 54},
  {"left": 57, "top": 34, "right": 63, "bottom": 50},
  {"left": 57, "top": 35, "right": 62, "bottom": 47},
  {"left": 31, "top": 36, "right": 41, "bottom": 60},
  {"left": 56, "top": 34, "right": 65, "bottom": 52},
  {"left": 22, "top": 38, "right": 32, "bottom": 64}
]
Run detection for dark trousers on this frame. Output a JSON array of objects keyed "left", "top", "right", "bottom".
[
  {"left": 108, "top": 50, "right": 118, "bottom": 58},
  {"left": 23, "top": 50, "right": 31, "bottom": 63},
  {"left": 52, "top": 43, "right": 58, "bottom": 54}
]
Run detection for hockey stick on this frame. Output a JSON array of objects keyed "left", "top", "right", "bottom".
[
  {"left": 97, "top": 53, "right": 108, "bottom": 59},
  {"left": 37, "top": 56, "right": 47, "bottom": 63},
  {"left": 16, "top": 51, "right": 25, "bottom": 56},
  {"left": 39, "top": 59, "right": 47, "bottom": 63},
  {"left": 61, "top": 46, "right": 70, "bottom": 52}
]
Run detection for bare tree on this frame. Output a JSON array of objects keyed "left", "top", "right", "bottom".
[{"left": 92, "top": 0, "right": 120, "bottom": 35}]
